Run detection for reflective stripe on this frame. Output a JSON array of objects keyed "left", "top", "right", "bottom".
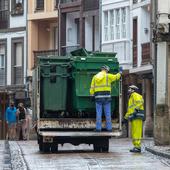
[
  {"left": 95, "top": 95, "right": 111, "bottom": 98},
  {"left": 93, "top": 74, "right": 111, "bottom": 89}
]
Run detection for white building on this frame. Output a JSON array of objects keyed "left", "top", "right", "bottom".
[
  {"left": 101, "top": 0, "right": 153, "bottom": 136},
  {"left": 101, "top": 0, "right": 131, "bottom": 70},
  {"left": 153, "top": 0, "right": 170, "bottom": 145},
  {"left": 0, "top": 0, "right": 27, "bottom": 100}
]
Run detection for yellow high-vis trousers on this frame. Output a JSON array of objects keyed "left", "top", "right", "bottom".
[{"left": 131, "top": 119, "right": 143, "bottom": 148}]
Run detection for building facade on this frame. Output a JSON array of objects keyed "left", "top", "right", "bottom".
[
  {"left": 129, "top": 0, "right": 153, "bottom": 137},
  {"left": 58, "top": 0, "right": 100, "bottom": 55},
  {"left": 0, "top": 0, "right": 27, "bottom": 138},
  {"left": 152, "top": 0, "right": 170, "bottom": 145},
  {"left": 101, "top": 0, "right": 153, "bottom": 137},
  {"left": 27, "top": 0, "right": 59, "bottom": 102},
  {"left": 101, "top": 0, "right": 131, "bottom": 70}
]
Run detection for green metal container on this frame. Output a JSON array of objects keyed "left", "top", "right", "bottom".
[
  {"left": 70, "top": 54, "right": 119, "bottom": 112},
  {"left": 38, "top": 56, "right": 70, "bottom": 112}
]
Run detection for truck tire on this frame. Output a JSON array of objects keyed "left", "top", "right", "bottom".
[
  {"left": 102, "top": 138, "right": 109, "bottom": 152},
  {"left": 93, "top": 144, "right": 102, "bottom": 152},
  {"left": 39, "top": 143, "right": 43, "bottom": 152},
  {"left": 51, "top": 144, "right": 58, "bottom": 153},
  {"left": 42, "top": 143, "right": 50, "bottom": 153}
]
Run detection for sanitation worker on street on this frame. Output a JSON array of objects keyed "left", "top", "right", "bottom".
[
  {"left": 122, "top": 85, "right": 145, "bottom": 153},
  {"left": 90, "top": 65, "right": 121, "bottom": 132}
]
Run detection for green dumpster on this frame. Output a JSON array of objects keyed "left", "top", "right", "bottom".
[
  {"left": 71, "top": 53, "right": 119, "bottom": 112},
  {"left": 38, "top": 56, "right": 70, "bottom": 112}
]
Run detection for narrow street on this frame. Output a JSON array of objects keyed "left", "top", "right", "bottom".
[{"left": 3, "top": 138, "right": 170, "bottom": 170}]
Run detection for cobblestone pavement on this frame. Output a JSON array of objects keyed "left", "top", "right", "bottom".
[{"left": 6, "top": 138, "right": 170, "bottom": 170}]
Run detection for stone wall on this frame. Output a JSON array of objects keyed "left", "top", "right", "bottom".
[{"left": 154, "top": 104, "right": 170, "bottom": 145}]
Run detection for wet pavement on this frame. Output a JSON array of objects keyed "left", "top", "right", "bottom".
[{"left": 6, "top": 138, "right": 170, "bottom": 170}]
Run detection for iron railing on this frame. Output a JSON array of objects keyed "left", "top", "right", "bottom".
[
  {"left": 34, "top": 49, "right": 58, "bottom": 67},
  {"left": 60, "top": 0, "right": 79, "bottom": 4},
  {"left": 61, "top": 45, "right": 80, "bottom": 55},
  {"left": 141, "top": 42, "right": 151, "bottom": 64}
]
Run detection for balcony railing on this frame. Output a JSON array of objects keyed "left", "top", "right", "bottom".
[
  {"left": 60, "top": 0, "right": 79, "bottom": 4},
  {"left": 83, "top": 0, "right": 99, "bottom": 11},
  {"left": 61, "top": 45, "right": 80, "bottom": 56},
  {"left": 0, "top": 10, "right": 9, "bottom": 29},
  {"left": 141, "top": 42, "right": 150, "bottom": 64},
  {"left": 133, "top": 45, "right": 137, "bottom": 67},
  {"left": 33, "top": 49, "right": 58, "bottom": 67}
]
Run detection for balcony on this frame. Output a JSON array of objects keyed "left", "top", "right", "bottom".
[
  {"left": 60, "top": 0, "right": 79, "bottom": 3},
  {"left": 11, "top": 2, "right": 24, "bottom": 16},
  {"left": 133, "top": 45, "right": 137, "bottom": 67},
  {"left": 0, "top": 10, "right": 9, "bottom": 29},
  {"left": 141, "top": 42, "right": 151, "bottom": 64},
  {"left": 33, "top": 49, "right": 58, "bottom": 67}
]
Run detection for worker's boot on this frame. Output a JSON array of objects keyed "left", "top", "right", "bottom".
[{"left": 129, "top": 147, "right": 141, "bottom": 153}]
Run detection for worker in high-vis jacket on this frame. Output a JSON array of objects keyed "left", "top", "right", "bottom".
[
  {"left": 123, "top": 85, "right": 145, "bottom": 153},
  {"left": 90, "top": 65, "right": 121, "bottom": 132}
]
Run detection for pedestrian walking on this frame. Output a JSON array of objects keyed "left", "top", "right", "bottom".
[
  {"left": 25, "top": 106, "right": 32, "bottom": 140},
  {"left": 16, "top": 103, "right": 27, "bottom": 140},
  {"left": 90, "top": 65, "right": 121, "bottom": 132},
  {"left": 122, "top": 85, "right": 145, "bottom": 153},
  {"left": 5, "top": 101, "right": 17, "bottom": 140}
]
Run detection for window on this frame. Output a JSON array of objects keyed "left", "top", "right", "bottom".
[
  {"left": 115, "top": 9, "right": 120, "bottom": 39},
  {"left": 0, "top": 0, "right": 9, "bottom": 29},
  {"left": 0, "top": 43, "right": 6, "bottom": 86},
  {"left": 55, "top": 0, "right": 59, "bottom": 8},
  {"left": 11, "top": 0, "right": 24, "bottom": 16},
  {"left": 121, "top": 8, "right": 126, "bottom": 38},
  {"left": 36, "top": 0, "right": 44, "bottom": 10},
  {"left": 0, "top": 44, "right": 5, "bottom": 69},
  {"left": 11, "top": 39, "right": 24, "bottom": 85},
  {"left": 110, "top": 10, "right": 114, "bottom": 40},
  {"left": 103, "top": 7, "right": 127, "bottom": 41},
  {"left": 104, "top": 11, "right": 109, "bottom": 41}
]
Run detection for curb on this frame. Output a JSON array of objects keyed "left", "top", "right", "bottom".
[{"left": 145, "top": 147, "right": 170, "bottom": 159}]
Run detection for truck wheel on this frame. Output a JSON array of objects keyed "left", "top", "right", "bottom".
[
  {"left": 39, "top": 143, "right": 43, "bottom": 151},
  {"left": 102, "top": 145, "right": 109, "bottom": 152},
  {"left": 42, "top": 143, "right": 50, "bottom": 153},
  {"left": 51, "top": 144, "right": 58, "bottom": 153},
  {"left": 93, "top": 144, "right": 102, "bottom": 152},
  {"left": 102, "top": 139, "right": 109, "bottom": 152}
]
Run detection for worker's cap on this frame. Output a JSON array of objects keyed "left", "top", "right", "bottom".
[
  {"left": 101, "top": 65, "right": 110, "bottom": 72},
  {"left": 128, "top": 85, "right": 139, "bottom": 90}
]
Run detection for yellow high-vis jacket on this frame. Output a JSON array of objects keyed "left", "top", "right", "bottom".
[
  {"left": 90, "top": 70, "right": 121, "bottom": 96},
  {"left": 124, "top": 92, "right": 144, "bottom": 120}
]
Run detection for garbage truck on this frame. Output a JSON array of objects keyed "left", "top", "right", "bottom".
[{"left": 32, "top": 48, "right": 122, "bottom": 153}]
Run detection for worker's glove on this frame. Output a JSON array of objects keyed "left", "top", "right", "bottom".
[
  {"left": 122, "top": 118, "right": 128, "bottom": 125},
  {"left": 90, "top": 96, "right": 95, "bottom": 102},
  {"left": 119, "top": 66, "right": 123, "bottom": 74}
]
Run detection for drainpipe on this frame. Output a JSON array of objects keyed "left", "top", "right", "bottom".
[
  {"left": 58, "top": 0, "right": 61, "bottom": 55},
  {"left": 99, "top": 0, "right": 102, "bottom": 52},
  {"left": 153, "top": 0, "right": 158, "bottom": 112},
  {"left": 25, "top": 0, "right": 28, "bottom": 98}
]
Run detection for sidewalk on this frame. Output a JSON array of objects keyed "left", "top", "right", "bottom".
[
  {"left": 0, "top": 140, "right": 12, "bottom": 170},
  {"left": 144, "top": 138, "right": 170, "bottom": 159}
]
